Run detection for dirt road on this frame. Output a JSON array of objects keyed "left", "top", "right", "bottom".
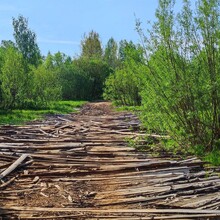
[{"left": 0, "top": 102, "right": 220, "bottom": 219}]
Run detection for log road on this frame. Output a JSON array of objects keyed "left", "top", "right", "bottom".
[{"left": 0, "top": 102, "right": 220, "bottom": 219}]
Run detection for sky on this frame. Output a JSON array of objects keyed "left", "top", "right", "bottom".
[{"left": 0, "top": 0, "right": 159, "bottom": 57}]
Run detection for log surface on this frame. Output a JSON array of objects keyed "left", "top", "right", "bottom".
[{"left": 0, "top": 102, "right": 219, "bottom": 219}]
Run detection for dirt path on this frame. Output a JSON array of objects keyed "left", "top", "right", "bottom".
[{"left": 0, "top": 102, "right": 220, "bottom": 219}]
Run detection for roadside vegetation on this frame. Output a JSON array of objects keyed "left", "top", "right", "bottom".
[
  {"left": 104, "top": 0, "right": 220, "bottom": 165},
  {"left": 0, "top": 17, "right": 117, "bottom": 123},
  {"left": 0, "top": 101, "right": 86, "bottom": 125},
  {"left": 0, "top": 0, "right": 220, "bottom": 165}
]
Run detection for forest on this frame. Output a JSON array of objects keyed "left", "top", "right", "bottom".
[{"left": 1, "top": 0, "right": 220, "bottom": 164}]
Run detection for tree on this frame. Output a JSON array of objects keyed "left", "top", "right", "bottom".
[
  {"left": 81, "top": 30, "right": 103, "bottom": 58},
  {"left": 0, "top": 41, "right": 18, "bottom": 106},
  {"left": 12, "top": 15, "right": 41, "bottom": 66},
  {"left": 104, "top": 41, "right": 144, "bottom": 106},
  {"left": 104, "top": 65, "right": 143, "bottom": 106},
  {"left": 44, "top": 52, "right": 74, "bottom": 100},
  {"left": 31, "top": 64, "right": 61, "bottom": 106},
  {"left": 195, "top": 0, "right": 220, "bottom": 148},
  {"left": 0, "top": 47, "right": 26, "bottom": 109},
  {"left": 74, "top": 57, "right": 111, "bottom": 100},
  {"left": 104, "top": 37, "right": 119, "bottom": 69},
  {"left": 136, "top": 0, "right": 220, "bottom": 151},
  {"left": 1, "top": 40, "right": 16, "bottom": 50},
  {"left": 118, "top": 40, "right": 144, "bottom": 63},
  {"left": 118, "top": 40, "right": 128, "bottom": 62}
]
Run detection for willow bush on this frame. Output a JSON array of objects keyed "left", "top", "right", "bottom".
[
  {"left": 137, "top": 0, "right": 220, "bottom": 152},
  {"left": 104, "top": 41, "right": 144, "bottom": 106}
]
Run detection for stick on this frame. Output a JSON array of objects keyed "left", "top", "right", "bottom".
[
  {"left": 0, "top": 154, "right": 29, "bottom": 180},
  {"left": 0, "top": 176, "right": 16, "bottom": 188}
]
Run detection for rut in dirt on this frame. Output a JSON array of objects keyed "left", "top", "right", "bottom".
[{"left": 0, "top": 102, "right": 220, "bottom": 219}]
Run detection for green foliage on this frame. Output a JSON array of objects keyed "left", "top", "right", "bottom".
[
  {"left": 104, "top": 41, "right": 144, "bottom": 106},
  {"left": 43, "top": 51, "right": 112, "bottom": 101},
  {"left": 1, "top": 40, "right": 16, "bottom": 50},
  {"left": 0, "top": 47, "right": 26, "bottom": 109},
  {"left": 0, "top": 101, "right": 86, "bottom": 125},
  {"left": 0, "top": 17, "right": 111, "bottom": 121},
  {"left": 119, "top": 40, "right": 144, "bottom": 63},
  {"left": 136, "top": 0, "right": 220, "bottom": 152},
  {"left": 59, "top": 65, "right": 82, "bottom": 100},
  {"left": 81, "top": 30, "right": 103, "bottom": 59},
  {"left": 104, "top": 65, "right": 142, "bottom": 106},
  {"left": 0, "top": 17, "right": 119, "bottom": 110},
  {"left": 74, "top": 57, "right": 112, "bottom": 100},
  {"left": 43, "top": 52, "right": 73, "bottom": 101},
  {"left": 12, "top": 15, "right": 41, "bottom": 67},
  {"left": 104, "top": 37, "right": 119, "bottom": 70},
  {"left": 48, "top": 100, "right": 87, "bottom": 112},
  {"left": 0, "top": 45, "right": 61, "bottom": 110},
  {"left": 205, "top": 150, "right": 220, "bottom": 166},
  {"left": 30, "top": 64, "right": 61, "bottom": 106},
  {"left": 41, "top": 38, "right": 112, "bottom": 102},
  {"left": 0, "top": 15, "right": 59, "bottom": 110}
]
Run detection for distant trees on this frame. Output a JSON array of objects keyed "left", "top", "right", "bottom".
[
  {"left": 1, "top": 17, "right": 140, "bottom": 109},
  {"left": 0, "top": 15, "right": 60, "bottom": 109},
  {"left": 24, "top": 30, "right": 113, "bottom": 102},
  {"left": 31, "top": 64, "right": 61, "bottom": 106},
  {"left": 0, "top": 47, "right": 26, "bottom": 108},
  {"left": 73, "top": 57, "right": 111, "bottom": 100},
  {"left": 81, "top": 30, "right": 102, "bottom": 59},
  {"left": 67, "top": 30, "right": 112, "bottom": 100},
  {"left": 104, "top": 37, "right": 119, "bottom": 70},
  {"left": 12, "top": 15, "right": 41, "bottom": 67},
  {"left": 104, "top": 40, "right": 144, "bottom": 106},
  {"left": 0, "top": 16, "right": 143, "bottom": 112}
]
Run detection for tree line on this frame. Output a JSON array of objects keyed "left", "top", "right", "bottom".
[
  {"left": 0, "top": 15, "right": 141, "bottom": 110},
  {"left": 105, "top": 0, "right": 220, "bottom": 155}
]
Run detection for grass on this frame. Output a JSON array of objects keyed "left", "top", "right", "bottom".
[
  {"left": 204, "top": 150, "right": 220, "bottom": 166},
  {"left": 0, "top": 100, "right": 87, "bottom": 125}
]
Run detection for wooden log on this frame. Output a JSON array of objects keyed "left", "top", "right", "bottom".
[
  {"left": 13, "top": 214, "right": 220, "bottom": 219},
  {"left": 2, "top": 206, "right": 220, "bottom": 215},
  {"left": 0, "top": 176, "right": 16, "bottom": 188},
  {"left": 0, "top": 154, "right": 29, "bottom": 180}
]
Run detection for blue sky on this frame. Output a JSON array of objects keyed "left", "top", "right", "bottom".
[{"left": 0, "top": 0, "right": 159, "bottom": 56}]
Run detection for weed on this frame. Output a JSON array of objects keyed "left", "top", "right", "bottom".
[{"left": 0, "top": 101, "right": 87, "bottom": 125}]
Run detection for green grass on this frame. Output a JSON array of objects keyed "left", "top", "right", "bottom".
[
  {"left": 0, "top": 101, "right": 87, "bottom": 125},
  {"left": 48, "top": 101, "right": 87, "bottom": 113},
  {"left": 204, "top": 150, "right": 220, "bottom": 166}
]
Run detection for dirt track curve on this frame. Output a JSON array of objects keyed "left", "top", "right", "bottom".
[{"left": 0, "top": 102, "right": 220, "bottom": 219}]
